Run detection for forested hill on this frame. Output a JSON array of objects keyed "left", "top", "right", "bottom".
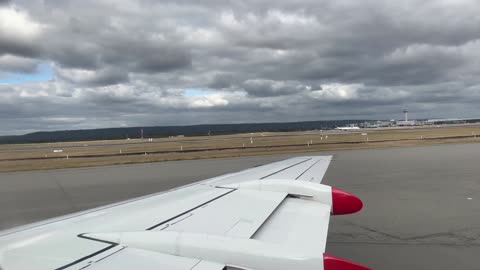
[{"left": 0, "top": 120, "right": 368, "bottom": 144}]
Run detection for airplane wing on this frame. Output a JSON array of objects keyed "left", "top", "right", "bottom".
[{"left": 0, "top": 156, "right": 370, "bottom": 270}]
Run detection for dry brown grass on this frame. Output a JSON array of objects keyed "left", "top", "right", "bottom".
[{"left": 1, "top": 125, "right": 479, "bottom": 172}]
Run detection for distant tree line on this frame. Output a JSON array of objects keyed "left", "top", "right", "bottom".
[{"left": 0, "top": 120, "right": 368, "bottom": 144}]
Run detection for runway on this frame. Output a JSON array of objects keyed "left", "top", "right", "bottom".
[{"left": 1, "top": 143, "right": 479, "bottom": 270}]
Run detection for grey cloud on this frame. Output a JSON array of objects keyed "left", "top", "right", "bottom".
[
  {"left": 56, "top": 67, "right": 129, "bottom": 87},
  {"left": 46, "top": 40, "right": 192, "bottom": 74},
  {"left": 0, "top": 1, "right": 10, "bottom": 8},
  {"left": 208, "top": 73, "right": 237, "bottom": 89},
  {"left": 133, "top": 47, "right": 192, "bottom": 73},
  {"left": 0, "top": 7, "right": 43, "bottom": 58},
  {"left": 241, "top": 79, "right": 310, "bottom": 97},
  {"left": 1, "top": 0, "right": 480, "bottom": 134},
  {"left": 80, "top": 91, "right": 141, "bottom": 107},
  {"left": 89, "top": 71, "right": 129, "bottom": 87},
  {"left": 0, "top": 55, "right": 39, "bottom": 73},
  {"left": 0, "top": 38, "right": 41, "bottom": 58},
  {"left": 48, "top": 43, "right": 101, "bottom": 70}
]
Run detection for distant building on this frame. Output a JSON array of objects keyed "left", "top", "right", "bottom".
[
  {"left": 403, "top": 108, "right": 409, "bottom": 121},
  {"left": 396, "top": 120, "right": 417, "bottom": 126},
  {"left": 425, "top": 118, "right": 480, "bottom": 125},
  {"left": 359, "top": 121, "right": 394, "bottom": 128},
  {"left": 377, "top": 121, "right": 394, "bottom": 127},
  {"left": 359, "top": 122, "right": 377, "bottom": 128}
]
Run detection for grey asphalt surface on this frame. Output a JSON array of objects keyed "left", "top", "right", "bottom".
[{"left": 1, "top": 143, "right": 480, "bottom": 270}]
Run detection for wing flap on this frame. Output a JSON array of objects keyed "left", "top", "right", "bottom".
[
  {"left": 85, "top": 248, "right": 200, "bottom": 270},
  {"left": 76, "top": 245, "right": 226, "bottom": 270},
  {"left": 253, "top": 197, "right": 331, "bottom": 252},
  {"left": 191, "top": 260, "right": 225, "bottom": 270},
  {"left": 162, "top": 189, "right": 287, "bottom": 238}
]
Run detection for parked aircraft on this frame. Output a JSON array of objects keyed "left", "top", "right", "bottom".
[{"left": 335, "top": 126, "right": 360, "bottom": 131}]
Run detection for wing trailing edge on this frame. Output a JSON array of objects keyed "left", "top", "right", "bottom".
[{"left": 84, "top": 231, "right": 371, "bottom": 270}]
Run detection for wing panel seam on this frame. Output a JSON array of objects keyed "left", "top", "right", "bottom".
[
  {"left": 295, "top": 159, "right": 321, "bottom": 180},
  {"left": 147, "top": 189, "right": 235, "bottom": 230},
  {"left": 260, "top": 158, "right": 312, "bottom": 179},
  {"left": 249, "top": 193, "right": 288, "bottom": 238}
]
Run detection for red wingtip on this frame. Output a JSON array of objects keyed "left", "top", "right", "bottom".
[
  {"left": 323, "top": 253, "right": 372, "bottom": 270},
  {"left": 331, "top": 187, "right": 363, "bottom": 215}
]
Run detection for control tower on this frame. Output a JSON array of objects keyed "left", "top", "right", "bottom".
[{"left": 403, "top": 108, "right": 408, "bottom": 122}]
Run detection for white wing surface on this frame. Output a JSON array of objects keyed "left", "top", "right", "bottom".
[
  {"left": 206, "top": 156, "right": 332, "bottom": 185},
  {"left": 0, "top": 156, "right": 370, "bottom": 270}
]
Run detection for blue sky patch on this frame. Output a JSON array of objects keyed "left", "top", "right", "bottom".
[
  {"left": 184, "top": 89, "right": 210, "bottom": 96},
  {"left": 0, "top": 63, "right": 54, "bottom": 84}
]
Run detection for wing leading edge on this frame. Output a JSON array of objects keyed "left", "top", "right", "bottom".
[{"left": 0, "top": 156, "right": 371, "bottom": 270}]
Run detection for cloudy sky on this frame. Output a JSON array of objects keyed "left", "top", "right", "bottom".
[{"left": 0, "top": 0, "right": 479, "bottom": 135}]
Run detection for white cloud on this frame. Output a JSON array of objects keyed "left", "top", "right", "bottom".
[
  {"left": 188, "top": 93, "right": 229, "bottom": 108},
  {"left": 178, "top": 26, "right": 224, "bottom": 47},
  {"left": 309, "top": 83, "right": 360, "bottom": 101},
  {"left": 55, "top": 66, "right": 128, "bottom": 86},
  {"left": 265, "top": 10, "right": 316, "bottom": 25},
  {"left": 0, "top": 7, "right": 43, "bottom": 41}
]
